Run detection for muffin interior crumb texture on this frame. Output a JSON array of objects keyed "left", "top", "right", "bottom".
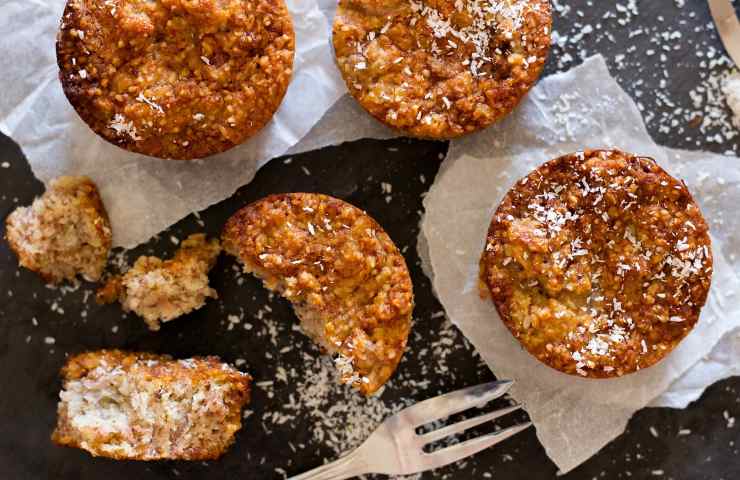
[
  {"left": 97, "top": 233, "right": 221, "bottom": 330},
  {"left": 4, "top": 176, "right": 112, "bottom": 284},
  {"left": 332, "top": 0, "right": 551, "bottom": 139},
  {"left": 52, "top": 350, "right": 251, "bottom": 460},
  {"left": 222, "top": 193, "right": 414, "bottom": 395},
  {"left": 480, "top": 150, "right": 713, "bottom": 378},
  {"left": 56, "top": 0, "right": 295, "bottom": 160}
]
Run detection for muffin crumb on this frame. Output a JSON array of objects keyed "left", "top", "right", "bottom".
[
  {"left": 98, "top": 233, "right": 221, "bottom": 330},
  {"left": 5, "top": 176, "right": 112, "bottom": 284}
]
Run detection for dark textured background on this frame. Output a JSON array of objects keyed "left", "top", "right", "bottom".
[{"left": 1, "top": 1, "right": 739, "bottom": 479}]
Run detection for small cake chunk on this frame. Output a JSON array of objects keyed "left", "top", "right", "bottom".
[
  {"left": 98, "top": 234, "right": 221, "bottom": 330},
  {"left": 52, "top": 350, "right": 252, "bottom": 460},
  {"left": 5, "top": 176, "right": 112, "bottom": 283},
  {"left": 223, "top": 193, "right": 414, "bottom": 395}
]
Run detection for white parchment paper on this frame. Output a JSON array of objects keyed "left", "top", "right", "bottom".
[
  {"left": 419, "top": 55, "right": 740, "bottom": 473},
  {"left": 0, "top": 0, "right": 346, "bottom": 248}
]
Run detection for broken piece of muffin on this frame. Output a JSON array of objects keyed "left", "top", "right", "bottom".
[
  {"left": 222, "top": 193, "right": 414, "bottom": 395},
  {"left": 97, "top": 234, "right": 221, "bottom": 331},
  {"left": 4, "top": 176, "right": 112, "bottom": 283},
  {"left": 52, "top": 350, "right": 252, "bottom": 460}
]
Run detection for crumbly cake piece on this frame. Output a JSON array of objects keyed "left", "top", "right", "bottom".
[
  {"left": 479, "top": 150, "right": 713, "bottom": 378},
  {"left": 4, "top": 176, "right": 112, "bottom": 284},
  {"left": 56, "top": 0, "right": 295, "bottom": 160},
  {"left": 52, "top": 350, "right": 251, "bottom": 460},
  {"left": 97, "top": 234, "right": 221, "bottom": 330},
  {"left": 222, "top": 193, "right": 414, "bottom": 395},
  {"left": 333, "top": 0, "right": 551, "bottom": 139}
]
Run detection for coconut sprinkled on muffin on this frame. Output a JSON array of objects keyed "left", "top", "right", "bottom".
[
  {"left": 480, "top": 150, "right": 713, "bottom": 378},
  {"left": 56, "top": 0, "right": 295, "bottom": 159},
  {"left": 333, "top": 0, "right": 551, "bottom": 139}
]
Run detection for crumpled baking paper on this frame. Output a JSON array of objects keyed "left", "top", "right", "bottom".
[
  {"left": 419, "top": 55, "right": 740, "bottom": 473},
  {"left": 0, "top": 0, "right": 346, "bottom": 248}
]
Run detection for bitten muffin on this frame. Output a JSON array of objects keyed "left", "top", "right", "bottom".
[
  {"left": 97, "top": 233, "right": 221, "bottom": 330},
  {"left": 332, "top": 0, "right": 551, "bottom": 139},
  {"left": 56, "top": 0, "right": 295, "bottom": 160},
  {"left": 52, "top": 350, "right": 251, "bottom": 460},
  {"left": 5, "top": 176, "right": 112, "bottom": 284},
  {"left": 222, "top": 193, "right": 414, "bottom": 395},
  {"left": 479, "top": 150, "right": 713, "bottom": 378}
]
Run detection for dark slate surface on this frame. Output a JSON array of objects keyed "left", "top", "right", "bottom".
[{"left": 0, "top": 1, "right": 738, "bottom": 479}]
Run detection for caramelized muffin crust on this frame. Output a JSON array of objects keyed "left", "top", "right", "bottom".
[
  {"left": 480, "top": 150, "right": 713, "bottom": 378},
  {"left": 333, "top": 0, "right": 551, "bottom": 139},
  {"left": 57, "top": 0, "right": 295, "bottom": 160},
  {"left": 223, "top": 193, "right": 414, "bottom": 395}
]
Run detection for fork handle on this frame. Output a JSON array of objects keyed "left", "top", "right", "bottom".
[{"left": 288, "top": 450, "right": 368, "bottom": 480}]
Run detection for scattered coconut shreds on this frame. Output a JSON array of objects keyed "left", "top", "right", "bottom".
[
  {"left": 247, "top": 318, "right": 486, "bottom": 479},
  {"left": 109, "top": 113, "right": 142, "bottom": 141},
  {"left": 221, "top": 247, "right": 503, "bottom": 477},
  {"left": 549, "top": 0, "right": 740, "bottom": 153},
  {"left": 136, "top": 92, "right": 164, "bottom": 114}
]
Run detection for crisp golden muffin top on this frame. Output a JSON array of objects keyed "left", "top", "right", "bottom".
[
  {"left": 480, "top": 150, "right": 713, "bottom": 378},
  {"left": 333, "top": 0, "right": 551, "bottom": 139},
  {"left": 53, "top": 349, "right": 251, "bottom": 461},
  {"left": 5, "top": 176, "right": 112, "bottom": 284},
  {"left": 57, "top": 0, "right": 295, "bottom": 160},
  {"left": 223, "top": 193, "right": 414, "bottom": 395}
]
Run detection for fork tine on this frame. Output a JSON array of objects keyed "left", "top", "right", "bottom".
[
  {"left": 424, "top": 422, "right": 532, "bottom": 469},
  {"left": 419, "top": 404, "right": 522, "bottom": 445},
  {"left": 397, "top": 381, "right": 514, "bottom": 427}
]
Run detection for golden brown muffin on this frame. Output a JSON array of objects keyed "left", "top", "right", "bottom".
[
  {"left": 4, "top": 176, "right": 112, "bottom": 284},
  {"left": 222, "top": 193, "right": 414, "bottom": 395},
  {"left": 56, "top": 0, "right": 295, "bottom": 160},
  {"left": 332, "top": 0, "right": 551, "bottom": 139},
  {"left": 479, "top": 150, "right": 713, "bottom": 378},
  {"left": 97, "top": 233, "right": 221, "bottom": 331},
  {"left": 52, "top": 350, "right": 251, "bottom": 460}
]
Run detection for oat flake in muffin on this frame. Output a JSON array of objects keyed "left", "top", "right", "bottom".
[
  {"left": 56, "top": 0, "right": 295, "bottom": 160},
  {"left": 479, "top": 150, "right": 713, "bottom": 378},
  {"left": 332, "top": 0, "right": 551, "bottom": 139}
]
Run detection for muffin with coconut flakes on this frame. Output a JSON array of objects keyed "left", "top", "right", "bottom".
[
  {"left": 222, "top": 193, "right": 414, "bottom": 395},
  {"left": 57, "top": 0, "right": 295, "bottom": 159},
  {"left": 480, "top": 150, "right": 713, "bottom": 378},
  {"left": 333, "top": 0, "right": 551, "bottom": 139}
]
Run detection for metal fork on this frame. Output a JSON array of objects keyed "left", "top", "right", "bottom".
[{"left": 289, "top": 380, "right": 530, "bottom": 479}]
